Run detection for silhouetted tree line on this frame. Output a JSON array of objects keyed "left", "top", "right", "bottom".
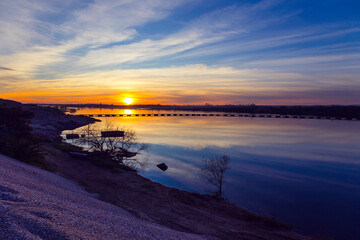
[{"left": 0, "top": 104, "right": 44, "bottom": 166}]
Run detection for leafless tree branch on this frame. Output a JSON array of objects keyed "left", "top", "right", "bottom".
[
  {"left": 201, "top": 154, "right": 230, "bottom": 198},
  {"left": 76, "top": 123, "right": 149, "bottom": 171}
]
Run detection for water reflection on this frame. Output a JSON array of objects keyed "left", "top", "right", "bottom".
[
  {"left": 124, "top": 109, "right": 132, "bottom": 115},
  {"left": 66, "top": 108, "right": 360, "bottom": 240}
]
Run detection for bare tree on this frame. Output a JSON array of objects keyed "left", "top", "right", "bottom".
[
  {"left": 201, "top": 154, "right": 230, "bottom": 198},
  {"left": 77, "top": 123, "right": 148, "bottom": 170}
]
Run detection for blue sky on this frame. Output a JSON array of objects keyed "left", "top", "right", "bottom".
[{"left": 0, "top": 0, "right": 359, "bottom": 104}]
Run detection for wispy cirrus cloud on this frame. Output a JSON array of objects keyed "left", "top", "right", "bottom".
[
  {"left": 0, "top": 67, "right": 14, "bottom": 71},
  {"left": 172, "top": 27, "right": 360, "bottom": 61},
  {"left": 59, "top": 0, "right": 189, "bottom": 49},
  {"left": 76, "top": 1, "right": 285, "bottom": 68},
  {"left": 246, "top": 53, "right": 360, "bottom": 68},
  {"left": 0, "top": 0, "right": 190, "bottom": 74}
]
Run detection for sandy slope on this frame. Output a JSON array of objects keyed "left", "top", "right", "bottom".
[{"left": 0, "top": 153, "right": 208, "bottom": 240}]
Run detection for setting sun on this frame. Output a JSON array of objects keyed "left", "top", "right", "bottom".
[{"left": 123, "top": 98, "right": 134, "bottom": 105}]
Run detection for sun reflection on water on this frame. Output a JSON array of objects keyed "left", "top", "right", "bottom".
[{"left": 124, "top": 109, "right": 133, "bottom": 115}]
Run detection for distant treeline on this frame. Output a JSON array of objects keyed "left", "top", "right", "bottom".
[{"left": 45, "top": 103, "right": 360, "bottom": 119}]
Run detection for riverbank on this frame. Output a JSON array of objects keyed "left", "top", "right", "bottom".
[
  {"left": 0, "top": 100, "right": 312, "bottom": 239},
  {"left": 42, "top": 142, "right": 313, "bottom": 240}
]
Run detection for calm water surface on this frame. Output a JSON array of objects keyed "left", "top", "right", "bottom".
[{"left": 65, "top": 108, "right": 360, "bottom": 240}]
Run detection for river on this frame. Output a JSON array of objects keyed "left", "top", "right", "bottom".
[{"left": 62, "top": 108, "right": 360, "bottom": 240}]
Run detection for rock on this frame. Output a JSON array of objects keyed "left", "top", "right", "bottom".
[{"left": 156, "top": 163, "right": 168, "bottom": 171}]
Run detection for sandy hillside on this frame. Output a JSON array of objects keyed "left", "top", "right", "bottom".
[{"left": 0, "top": 153, "right": 209, "bottom": 240}]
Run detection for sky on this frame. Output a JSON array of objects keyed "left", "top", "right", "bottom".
[{"left": 0, "top": 0, "right": 359, "bottom": 105}]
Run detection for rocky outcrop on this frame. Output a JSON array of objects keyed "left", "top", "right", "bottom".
[
  {"left": 24, "top": 105, "right": 97, "bottom": 141},
  {"left": 0, "top": 99, "right": 97, "bottom": 141}
]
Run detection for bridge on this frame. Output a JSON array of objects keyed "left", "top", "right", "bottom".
[{"left": 73, "top": 113, "right": 359, "bottom": 121}]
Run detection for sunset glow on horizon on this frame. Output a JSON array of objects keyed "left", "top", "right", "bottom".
[{"left": 0, "top": 1, "right": 359, "bottom": 105}]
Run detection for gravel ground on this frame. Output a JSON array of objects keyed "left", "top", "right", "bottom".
[{"left": 0, "top": 154, "right": 209, "bottom": 240}]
